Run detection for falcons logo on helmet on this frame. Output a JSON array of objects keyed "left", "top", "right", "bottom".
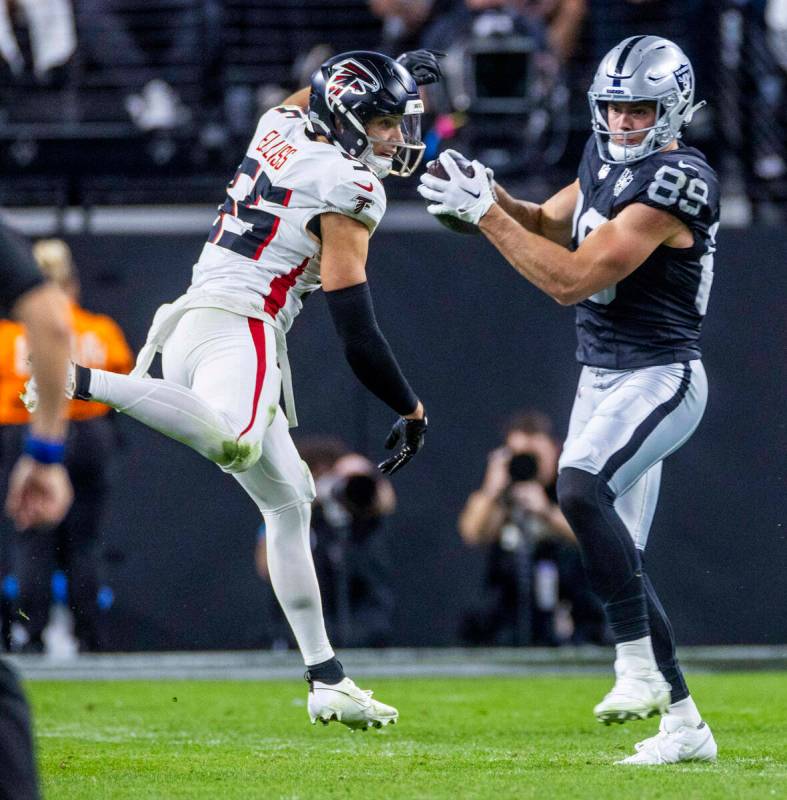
[{"left": 325, "top": 59, "right": 380, "bottom": 111}]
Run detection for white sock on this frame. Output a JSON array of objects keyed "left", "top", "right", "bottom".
[
  {"left": 668, "top": 695, "right": 702, "bottom": 726},
  {"left": 89, "top": 369, "right": 239, "bottom": 465},
  {"left": 263, "top": 502, "right": 334, "bottom": 666},
  {"left": 615, "top": 635, "right": 658, "bottom": 672}
]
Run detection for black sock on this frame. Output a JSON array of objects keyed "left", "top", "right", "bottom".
[
  {"left": 305, "top": 657, "right": 344, "bottom": 685},
  {"left": 74, "top": 365, "right": 92, "bottom": 400}
]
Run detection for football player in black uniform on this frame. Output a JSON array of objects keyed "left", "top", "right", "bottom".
[
  {"left": 419, "top": 36, "right": 719, "bottom": 764},
  {"left": 0, "top": 221, "right": 74, "bottom": 800}
]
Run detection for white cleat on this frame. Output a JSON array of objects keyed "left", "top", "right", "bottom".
[
  {"left": 616, "top": 715, "right": 718, "bottom": 765},
  {"left": 20, "top": 360, "right": 76, "bottom": 413},
  {"left": 307, "top": 677, "right": 398, "bottom": 731},
  {"left": 594, "top": 664, "right": 671, "bottom": 725}
]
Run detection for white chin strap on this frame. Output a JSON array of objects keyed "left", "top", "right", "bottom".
[
  {"left": 608, "top": 140, "right": 648, "bottom": 163},
  {"left": 607, "top": 128, "right": 657, "bottom": 163}
]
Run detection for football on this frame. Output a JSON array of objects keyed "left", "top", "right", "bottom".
[{"left": 426, "top": 154, "right": 481, "bottom": 235}]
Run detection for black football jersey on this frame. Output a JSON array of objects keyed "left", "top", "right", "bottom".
[{"left": 571, "top": 136, "right": 720, "bottom": 369}]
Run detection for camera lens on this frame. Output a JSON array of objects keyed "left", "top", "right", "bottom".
[
  {"left": 342, "top": 474, "right": 378, "bottom": 511},
  {"left": 508, "top": 453, "right": 538, "bottom": 482}
]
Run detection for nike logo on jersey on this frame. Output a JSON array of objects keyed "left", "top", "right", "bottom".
[
  {"left": 678, "top": 160, "right": 698, "bottom": 172},
  {"left": 353, "top": 181, "right": 374, "bottom": 192},
  {"left": 462, "top": 188, "right": 481, "bottom": 199}
]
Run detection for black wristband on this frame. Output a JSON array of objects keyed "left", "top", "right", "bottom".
[{"left": 325, "top": 282, "right": 419, "bottom": 416}]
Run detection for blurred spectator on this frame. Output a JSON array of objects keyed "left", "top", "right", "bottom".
[
  {"left": 370, "top": 0, "right": 455, "bottom": 54},
  {"left": 0, "top": 0, "right": 76, "bottom": 83},
  {"left": 765, "top": 0, "right": 787, "bottom": 180},
  {"left": 256, "top": 436, "right": 397, "bottom": 649},
  {"left": 0, "top": 240, "right": 133, "bottom": 653},
  {"left": 525, "top": 0, "right": 587, "bottom": 64},
  {"left": 767, "top": 0, "right": 787, "bottom": 60},
  {"left": 75, "top": 0, "right": 195, "bottom": 131},
  {"left": 458, "top": 410, "right": 606, "bottom": 646},
  {"left": 419, "top": 0, "right": 574, "bottom": 176},
  {"left": 742, "top": 0, "right": 787, "bottom": 205}
]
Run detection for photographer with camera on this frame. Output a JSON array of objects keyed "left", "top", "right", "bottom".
[
  {"left": 458, "top": 410, "right": 606, "bottom": 646},
  {"left": 256, "top": 436, "right": 397, "bottom": 649}
]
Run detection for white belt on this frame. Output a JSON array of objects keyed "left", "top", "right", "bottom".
[
  {"left": 273, "top": 325, "right": 298, "bottom": 428},
  {"left": 132, "top": 297, "right": 298, "bottom": 429}
]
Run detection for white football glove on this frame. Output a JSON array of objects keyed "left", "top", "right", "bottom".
[{"left": 417, "top": 149, "right": 495, "bottom": 226}]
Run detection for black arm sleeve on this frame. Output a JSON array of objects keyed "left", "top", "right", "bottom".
[
  {"left": 0, "top": 223, "right": 44, "bottom": 313},
  {"left": 324, "top": 282, "right": 419, "bottom": 416}
]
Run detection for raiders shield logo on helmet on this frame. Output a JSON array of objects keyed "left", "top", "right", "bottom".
[
  {"left": 674, "top": 64, "right": 692, "bottom": 94},
  {"left": 326, "top": 59, "right": 381, "bottom": 111}
]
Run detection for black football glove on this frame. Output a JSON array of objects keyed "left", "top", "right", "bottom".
[
  {"left": 395, "top": 49, "right": 444, "bottom": 86},
  {"left": 378, "top": 415, "right": 428, "bottom": 475}
]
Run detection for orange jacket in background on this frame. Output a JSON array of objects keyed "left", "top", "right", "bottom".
[{"left": 0, "top": 301, "right": 134, "bottom": 424}]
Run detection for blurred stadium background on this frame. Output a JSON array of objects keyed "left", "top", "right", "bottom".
[{"left": 0, "top": 0, "right": 784, "bottom": 660}]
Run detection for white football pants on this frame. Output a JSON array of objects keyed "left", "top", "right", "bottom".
[
  {"left": 88, "top": 307, "right": 333, "bottom": 665},
  {"left": 559, "top": 360, "right": 708, "bottom": 550}
]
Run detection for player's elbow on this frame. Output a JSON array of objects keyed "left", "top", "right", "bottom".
[
  {"left": 555, "top": 254, "right": 620, "bottom": 306},
  {"left": 552, "top": 287, "right": 577, "bottom": 306},
  {"left": 551, "top": 280, "right": 585, "bottom": 306}
]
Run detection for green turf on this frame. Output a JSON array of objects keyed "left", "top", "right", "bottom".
[{"left": 28, "top": 672, "right": 785, "bottom": 799}]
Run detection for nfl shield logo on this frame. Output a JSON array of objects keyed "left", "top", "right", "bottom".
[
  {"left": 614, "top": 168, "right": 634, "bottom": 197},
  {"left": 598, "top": 163, "right": 611, "bottom": 180}
]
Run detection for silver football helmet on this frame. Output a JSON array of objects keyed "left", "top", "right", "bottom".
[{"left": 588, "top": 35, "right": 704, "bottom": 164}]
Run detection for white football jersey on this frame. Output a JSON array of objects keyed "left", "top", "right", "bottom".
[{"left": 189, "top": 105, "right": 386, "bottom": 333}]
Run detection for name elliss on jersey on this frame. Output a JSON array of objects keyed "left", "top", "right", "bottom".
[{"left": 256, "top": 130, "right": 298, "bottom": 171}]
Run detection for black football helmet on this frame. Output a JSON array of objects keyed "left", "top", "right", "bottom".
[{"left": 308, "top": 51, "right": 425, "bottom": 179}]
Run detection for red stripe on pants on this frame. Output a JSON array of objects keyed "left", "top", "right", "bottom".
[{"left": 239, "top": 318, "right": 267, "bottom": 438}]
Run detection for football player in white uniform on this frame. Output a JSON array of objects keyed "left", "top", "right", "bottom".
[
  {"left": 23, "top": 49, "right": 441, "bottom": 730},
  {"left": 419, "top": 37, "right": 719, "bottom": 764}
]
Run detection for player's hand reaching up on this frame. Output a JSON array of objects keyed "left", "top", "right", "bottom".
[
  {"left": 378, "top": 414, "right": 428, "bottom": 475},
  {"left": 395, "top": 50, "right": 444, "bottom": 86}
]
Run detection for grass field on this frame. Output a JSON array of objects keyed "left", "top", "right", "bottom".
[{"left": 29, "top": 672, "right": 785, "bottom": 799}]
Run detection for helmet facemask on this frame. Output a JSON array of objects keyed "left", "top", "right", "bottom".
[
  {"left": 324, "top": 102, "right": 425, "bottom": 180},
  {"left": 589, "top": 95, "right": 677, "bottom": 165},
  {"left": 363, "top": 101, "right": 425, "bottom": 178}
]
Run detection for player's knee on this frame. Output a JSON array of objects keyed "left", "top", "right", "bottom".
[
  {"left": 216, "top": 437, "right": 263, "bottom": 473},
  {"left": 557, "top": 467, "right": 608, "bottom": 522}
]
